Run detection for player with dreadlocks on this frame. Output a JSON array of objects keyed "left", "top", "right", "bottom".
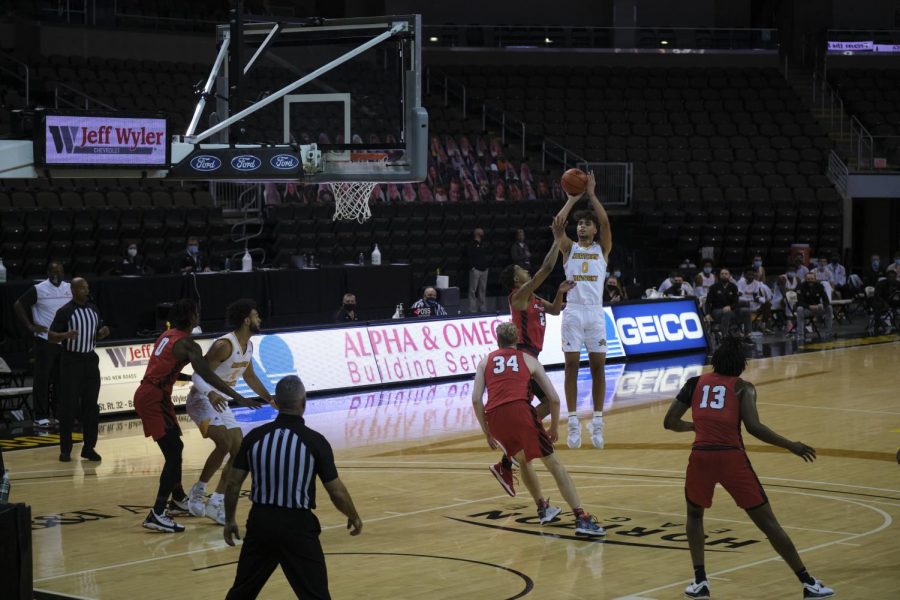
[{"left": 663, "top": 337, "right": 835, "bottom": 599}]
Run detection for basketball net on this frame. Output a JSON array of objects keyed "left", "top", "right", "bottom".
[{"left": 328, "top": 151, "right": 391, "bottom": 223}]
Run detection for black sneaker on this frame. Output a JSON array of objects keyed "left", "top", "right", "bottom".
[
  {"left": 167, "top": 497, "right": 190, "bottom": 517},
  {"left": 59, "top": 453, "right": 71, "bottom": 462},
  {"left": 142, "top": 509, "right": 185, "bottom": 533},
  {"left": 684, "top": 580, "right": 710, "bottom": 599},
  {"left": 80, "top": 449, "right": 102, "bottom": 462}
]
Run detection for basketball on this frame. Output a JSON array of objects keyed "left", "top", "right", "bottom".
[{"left": 561, "top": 168, "right": 588, "bottom": 196}]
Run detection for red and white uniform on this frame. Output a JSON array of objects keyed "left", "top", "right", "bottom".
[
  {"left": 483, "top": 348, "right": 553, "bottom": 461},
  {"left": 677, "top": 373, "right": 767, "bottom": 510},
  {"left": 508, "top": 289, "right": 546, "bottom": 358},
  {"left": 133, "top": 328, "right": 191, "bottom": 441}
]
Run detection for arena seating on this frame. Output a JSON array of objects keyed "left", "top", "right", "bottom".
[{"left": 828, "top": 68, "right": 900, "bottom": 165}]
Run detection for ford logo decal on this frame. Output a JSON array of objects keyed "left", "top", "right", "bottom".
[
  {"left": 190, "top": 155, "right": 222, "bottom": 171},
  {"left": 231, "top": 155, "right": 262, "bottom": 171},
  {"left": 270, "top": 154, "right": 300, "bottom": 170}
]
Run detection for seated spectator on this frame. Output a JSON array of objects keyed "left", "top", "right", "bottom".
[
  {"left": 410, "top": 287, "right": 448, "bottom": 318},
  {"left": 493, "top": 182, "right": 507, "bottom": 202},
  {"left": 334, "top": 293, "right": 359, "bottom": 323},
  {"left": 463, "top": 178, "right": 479, "bottom": 202},
  {"left": 536, "top": 180, "right": 551, "bottom": 200},
  {"left": 659, "top": 271, "right": 693, "bottom": 296},
  {"left": 862, "top": 254, "right": 884, "bottom": 287},
  {"left": 663, "top": 273, "right": 694, "bottom": 298},
  {"left": 693, "top": 259, "right": 717, "bottom": 301},
  {"left": 887, "top": 252, "right": 900, "bottom": 277},
  {"left": 434, "top": 185, "right": 448, "bottom": 203},
  {"left": 264, "top": 182, "right": 281, "bottom": 206},
  {"left": 509, "top": 182, "right": 523, "bottom": 202},
  {"left": 386, "top": 183, "right": 402, "bottom": 203},
  {"left": 302, "top": 184, "right": 318, "bottom": 204},
  {"left": 791, "top": 253, "right": 810, "bottom": 280},
  {"left": 773, "top": 268, "right": 802, "bottom": 330},
  {"left": 510, "top": 229, "right": 532, "bottom": 270},
  {"left": 282, "top": 182, "right": 303, "bottom": 204},
  {"left": 478, "top": 181, "right": 491, "bottom": 202},
  {"left": 737, "top": 269, "right": 773, "bottom": 332},
  {"left": 749, "top": 254, "right": 767, "bottom": 282},
  {"left": 873, "top": 270, "right": 900, "bottom": 330},
  {"left": 318, "top": 185, "right": 335, "bottom": 204},
  {"left": 828, "top": 255, "right": 848, "bottom": 297},
  {"left": 523, "top": 179, "right": 537, "bottom": 201},
  {"left": 704, "top": 268, "right": 752, "bottom": 339},
  {"left": 178, "top": 236, "right": 211, "bottom": 274},
  {"left": 604, "top": 276, "right": 627, "bottom": 304},
  {"left": 795, "top": 272, "right": 834, "bottom": 341},
  {"left": 418, "top": 182, "right": 434, "bottom": 202},
  {"left": 116, "top": 242, "right": 149, "bottom": 276},
  {"left": 448, "top": 179, "right": 462, "bottom": 202},
  {"left": 812, "top": 257, "right": 834, "bottom": 286},
  {"left": 402, "top": 184, "right": 417, "bottom": 203}
]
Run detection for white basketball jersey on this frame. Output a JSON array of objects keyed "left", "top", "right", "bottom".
[
  {"left": 564, "top": 242, "right": 607, "bottom": 305},
  {"left": 190, "top": 332, "right": 253, "bottom": 394}
]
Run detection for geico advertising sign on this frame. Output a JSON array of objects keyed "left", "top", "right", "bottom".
[{"left": 611, "top": 299, "right": 707, "bottom": 357}]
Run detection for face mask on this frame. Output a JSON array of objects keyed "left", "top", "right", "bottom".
[
  {"left": 787, "top": 271, "right": 796, "bottom": 278},
  {"left": 188, "top": 244, "right": 199, "bottom": 255},
  {"left": 703, "top": 266, "right": 712, "bottom": 274},
  {"left": 753, "top": 260, "right": 762, "bottom": 268},
  {"left": 873, "top": 261, "right": 880, "bottom": 269},
  {"left": 613, "top": 271, "right": 621, "bottom": 278},
  {"left": 49, "top": 274, "right": 62, "bottom": 286},
  {"left": 127, "top": 248, "right": 138, "bottom": 258},
  {"left": 343, "top": 303, "right": 356, "bottom": 311}
]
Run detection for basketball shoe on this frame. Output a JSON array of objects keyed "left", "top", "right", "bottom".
[
  {"left": 489, "top": 461, "right": 516, "bottom": 497},
  {"left": 587, "top": 415, "right": 604, "bottom": 449},
  {"left": 684, "top": 580, "right": 710, "bottom": 599},
  {"left": 188, "top": 483, "right": 206, "bottom": 517},
  {"left": 142, "top": 509, "right": 185, "bottom": 533},
  {"left": 567, "top": 416, "right": 581, "bottom": 449},
  {"left": 574, "top": 512, "right": 606, "bottom": 536},
  {"left": 802, "top": 579, "right": 835, "bottom": 599},
  {"left": 167, "top": 496, "right": 190, "bottom": 517},
  {"left": 205, "top": 500, "right": 226, "bottom": 525},
  {"left": 537, "top": 498, "right": 561, "bottom": 524}
]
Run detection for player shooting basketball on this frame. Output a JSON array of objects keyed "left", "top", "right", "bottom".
[{"left": 554, "top": 171, "right": 612, "bottom": 449}]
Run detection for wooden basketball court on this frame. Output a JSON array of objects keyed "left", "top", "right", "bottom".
[{"left": 7, "top": 340, "right": 900, "bottom": 599}]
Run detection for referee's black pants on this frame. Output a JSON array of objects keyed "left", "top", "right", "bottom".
[
  {"left": 58, "top": 351, "right": 101, "bottom": 456},
  {"left": 32, "top": 337, "right": 61, "bottom": 421},
  {"left": 226, "top": 505, "right": 330, "bottom": 600}
]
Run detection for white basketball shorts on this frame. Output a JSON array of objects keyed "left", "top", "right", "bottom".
[
  {"left": 561, "top": 303, "right": 607, "bottom": 354},
  {"left": 186, "top": 391, "right": 239, "bottom": 436}
]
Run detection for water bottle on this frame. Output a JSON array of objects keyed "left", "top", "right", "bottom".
[
  {"left": 0, "top": 258, "right": 6, "bottom": 283},
  {"left": 371, "top": 244, "right": 381, "bottom": 266},
  {"left": 309, "top": 254, "right": 316, "bottom": 268},
  {"left": 358, "top": 252, "right": 365, "bottom": 266},
  {"left": 242, "top": 249, "right": 252, "bottom": 272},
  {"left": 392, "top": 303, "right": 404, "bottom": 319},
  {"left": 224, "top": 257, "right": 231, "bottom": 272},
  {"left": 0, "top": 470, "right": 9, "bottom": 503}
]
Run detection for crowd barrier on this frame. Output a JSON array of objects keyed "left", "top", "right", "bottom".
[{"left": 95, "top": 298, "right": 708, "bottom": 415}]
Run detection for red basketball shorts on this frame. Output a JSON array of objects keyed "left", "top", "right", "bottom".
[
  {"left": 485, "top": 401, "right": 553, "bottom": 462},
  {"left": 133, "top": 383, "right": 181, "bottom": 441},
  {"left": 685, "top": 448, "right": 768, "bottom": 510}
]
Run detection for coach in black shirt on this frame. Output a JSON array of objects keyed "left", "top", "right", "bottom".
[
  {"left": 704, "top": 268, "right": 751, "bottom": 337},
  {"left": 48, "top": 278, "right": 109, "bottom": 462},
  {"left": 796, "top": 272, "right": 833, "bottom": 340},
  {"left": 223, "top": 375, "right": 362, "bottom": 600}
]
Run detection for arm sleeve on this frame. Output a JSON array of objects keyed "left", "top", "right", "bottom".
[
  {"left": 316, "top": 436, "right": 339, "bottom": 484},
  {"left": 49, "top": 305, "right": 70, "bottom": 333},
  {"left": 676, "top": 376, "right": 699, "bottom": 406},
  {"left": 232, "top": 436, "right": 251, "bottom": 472},
  {"left": 15, "top": 286, "right": 37, "bottom": 309}
]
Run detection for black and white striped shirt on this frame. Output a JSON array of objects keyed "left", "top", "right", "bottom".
[
  {"left": 49, "top": 301, "right": 104, "bottom": 353},
  {"left": 233, "top": 414, "right": 338, "bottom": 510}
]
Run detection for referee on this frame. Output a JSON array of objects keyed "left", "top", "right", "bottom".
[
  {"left": 223, "top": 375, "right": 362, "bottom": 600},
  {"left": 48, "top": 278, "right": 109, "bottom": 462}
]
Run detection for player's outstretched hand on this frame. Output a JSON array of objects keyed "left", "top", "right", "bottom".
[
  {"left": 224, "top": 520, "right": 241, "bottom": 546},
  {"left": 208, "top": 391, "right": 228, "bottom": 413},
  {"left": 347, "top": 516, "right": 363, "bottom": 536},
  {"left": 789, "top": 441, "right": 816, "bottom": 462},
  {"left": 547, "top": 425, "right": 559, "bottom": 444},
  {"left": 237, "top": 396, "right": 265, "bottom": 410},
  {"left": 558, "top": 279, "right": 576, "bottom": 294},
  {"left": 550, "top": 215, "right": 566, "bottom": 239},
  {"left": 586, "top": 171, "right": 596, "bottom": 196}
]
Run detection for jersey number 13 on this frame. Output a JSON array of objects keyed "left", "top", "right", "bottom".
[{"left": 699, "top": 385, "right": 726, "bottom": 409}]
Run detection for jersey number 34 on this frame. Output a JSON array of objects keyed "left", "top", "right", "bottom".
[
  {"left": 492, "top": 355, "right": 520, "bottom": 374},
  {"left": 699, "top": 384, "right": 726, "bottom": 409}
]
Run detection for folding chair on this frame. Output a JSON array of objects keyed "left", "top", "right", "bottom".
[{"left": 0, "top": 356, "right": 32, "bottom": 424}]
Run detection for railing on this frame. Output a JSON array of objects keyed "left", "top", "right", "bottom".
[
  {"left": 424, "top": 67, "right": 467, "bottom": 116},
  {"left": 481, "top": 103, "right": 526, "bottom": 157},
  {"left": 210, "top": 181, "right": 263, "bottom": 215},
  {"left": 541, "top": 138, "right": 587, "bottom": 171},
  {"left": 423, "top": 25, "right": 778, "bottom": 52},
  {"left": 0, "top": 54, "right": 30, "bottom": 106},
  {"left": 811, "top": 70, "right": 847, "bottom": 139},
  {"left": 577, "top": 162, "right": 633, "bottom": 207},
  {"left": 849, "top": 116, "right": 875, "bottom": 169},
  {"left": 52, "top": 82, "right": 116, "bottom": 110},
  {"left": 39, "top": 0, "right": 89, "bottom": 25},
  {"left": 827, "top": 151, "right": 849, "bottom": 197}
]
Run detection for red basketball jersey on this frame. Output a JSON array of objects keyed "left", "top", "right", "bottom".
[
  {"left": 509, "top": 289, "right": 546, "bottom": 357},
  {"left": 484, "top": 348, "right": 533, "bottom": 413},
  {"left": 141, "top": 328, "right": 192, "bottom": 396},
  {"left": 689, "top": 373, "right": 744, "bottom": 449}
]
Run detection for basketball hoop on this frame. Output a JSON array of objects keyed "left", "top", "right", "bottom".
[{"left": 329, "top": 151, "right": 388, "bottom": 223}]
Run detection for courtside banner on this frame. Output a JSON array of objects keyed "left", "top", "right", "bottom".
[
  {"left": 39, "top": 113, "right": 169, "bottom": 167},
  {"left": 609, "top": 299, "right": 707, "bottom": 357}
]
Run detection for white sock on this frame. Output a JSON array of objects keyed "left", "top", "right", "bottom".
[
  {"left": 593, "top": 411, "right": 603, "bottom": 419},
  {"left": 194, "top": 481, "right": 207, "bottom": 494},
  {"left": 209, "top": 492, "right": 224, "bottom": 505},
  {"left": 568, "top": 412, "right": 578, "bottom": 420}
]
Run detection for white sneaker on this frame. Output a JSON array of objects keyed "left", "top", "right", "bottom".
[
  {"left": 142, "top": 509, "right": 185, "bottom": 533},
  {"left": 188, "top": 483, "right": 206, "bottom": 517},
  {"left": 567, "top": 417, "right": 581, "bottom": 449},
  {"left": 205, "top": 501, "right": 226, "bottom": 526},
  {"left": 802, "top": 578, "right": 835, "bottom": 599},
  {"left": 684, "top": 580, "right": 710, "bottom": 599},
  {"left": 588, "top": 415, "right": 604, "bottom": 449}
]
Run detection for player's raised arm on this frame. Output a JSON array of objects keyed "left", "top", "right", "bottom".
[
  {"left": 585, "top": 171, "right": 612, "bottom": 260},
  {"left": 470, "top": 358, "right": 496, "bottom": 449},
  {"left": 174, "top": 337, "right": 247, "bottom": 403},
  {"left": 522, "top": 353, "right": 560, "bottom": 442},
  {"left": 511, "top": 223, "right": 564, "bottom": 306},
  {"left": 738, "top": 380, "right": 816, "bottom": 462},
  {"left": 541, "top": 279, "right": 575, "bottom": 316},
  {"left": 554, "top": 194, "right": 577, "bottom": 257}
]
